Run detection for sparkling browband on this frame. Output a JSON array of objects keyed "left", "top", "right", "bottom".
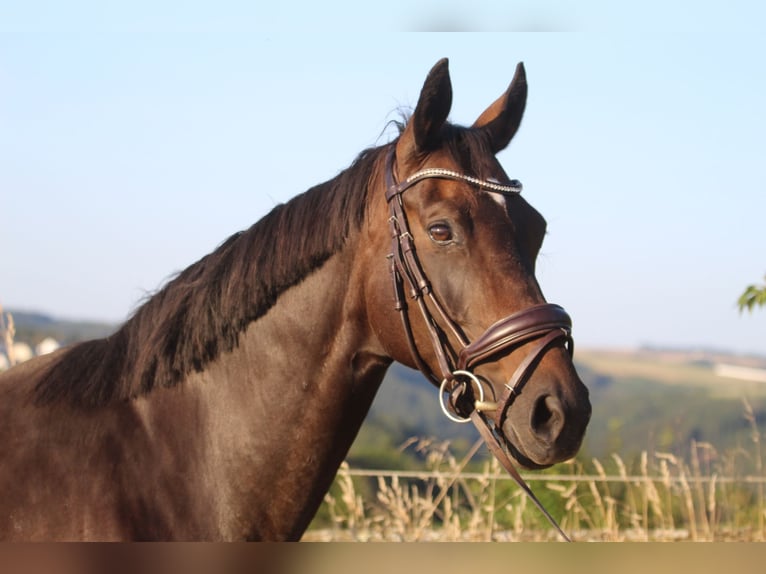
[{"left": 401, "top": 168, "right": 523, "bottom": 195}]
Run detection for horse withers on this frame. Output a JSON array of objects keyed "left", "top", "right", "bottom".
[{"left": 0, "top": 59, "right": 590, "bottom": 540}]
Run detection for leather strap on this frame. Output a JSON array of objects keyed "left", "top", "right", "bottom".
[
  {"left": 470, "top": 410, "right": 572, "bottom": 542},
  {"left": 458, "top": 304, "right": 571, "bottom": 371},
  {"left": 494, "top": 328, "right": 572, "bottom": 429}
]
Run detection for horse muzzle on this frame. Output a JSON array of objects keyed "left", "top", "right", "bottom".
[{"left": 443, "top": 303, "right": 591, "bottom": 468}]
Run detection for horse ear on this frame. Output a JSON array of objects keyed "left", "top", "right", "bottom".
[
  {"left": 472, "top": 62, "right": 528, "bottom": 153},
  {"left": 397, "top": 58, "right": 453, "bottom": 158}
]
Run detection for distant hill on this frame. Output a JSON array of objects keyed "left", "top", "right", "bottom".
[
  {"left": 569, "top": 348, "right": 766, "bottom": 464},
  {"left": 6, "top": 309, "right": 116, "bottom": 347}
]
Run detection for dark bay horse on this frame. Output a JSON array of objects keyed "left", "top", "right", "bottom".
[{"left": 0, "top": 59, "right": 590, "bottom": 540}]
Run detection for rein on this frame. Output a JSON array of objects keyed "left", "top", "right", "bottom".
[{"left": 384, "top": 147, "right": 574, "bottom": 541}]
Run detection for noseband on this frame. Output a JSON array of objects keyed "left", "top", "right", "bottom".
[{"left": 385, "top": 147, "right": 574, "bottom": 540}]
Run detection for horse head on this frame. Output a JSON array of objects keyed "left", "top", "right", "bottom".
[{"left": 365, "top": 59, "right": 591, "bottom": 470}]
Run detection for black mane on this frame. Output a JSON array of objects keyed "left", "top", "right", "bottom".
[{"left": 34, "top": 145, "right": 384, "bottom": 408}]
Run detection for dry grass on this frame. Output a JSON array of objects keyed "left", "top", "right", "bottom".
[{"left": 308, "top": 414, "right": 766, "bottom": 542}]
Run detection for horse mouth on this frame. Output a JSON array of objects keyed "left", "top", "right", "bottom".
[
  {"left": 500, "top": 423, "right": 555, "bottom": 470},
  {"left": 500, "top": 394, "right": 589, "bottom": 470}
]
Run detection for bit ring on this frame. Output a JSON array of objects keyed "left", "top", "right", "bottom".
[{"left": 438, "top": 370, "right": 486, "bottom": 424}]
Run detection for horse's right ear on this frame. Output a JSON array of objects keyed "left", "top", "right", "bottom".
[{"left": 397, "top": 58, "right": 453, "bottom": 160}]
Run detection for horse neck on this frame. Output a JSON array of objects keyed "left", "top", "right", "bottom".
[{"left": 176, "top": 246, "right": 391, "bottom": 539}]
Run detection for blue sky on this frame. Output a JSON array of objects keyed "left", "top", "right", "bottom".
[{"left": 1, "top": 3, "right": 765, "bottom": 355}]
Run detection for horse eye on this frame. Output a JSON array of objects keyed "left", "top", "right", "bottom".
[{"left": 428, "top": 223, "right": 454, "bottom": 244}]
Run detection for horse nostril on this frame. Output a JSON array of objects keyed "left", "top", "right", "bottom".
[{"left": 530, "top": 394, "right": 564, "bottom": 443}]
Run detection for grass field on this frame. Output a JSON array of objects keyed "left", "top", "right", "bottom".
[
  {"left": 311, "top": 347, "right": 766, "bottom": 542},
  {"left": 308, "top": 430, "right": 766, "bottom": 541}
]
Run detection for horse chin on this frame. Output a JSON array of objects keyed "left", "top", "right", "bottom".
[
  {"left": 500, "top": 425, "right": 555, "bottom": 470},
  {"left": 500, "top": 417, "right": 583, "bottom": 470}
]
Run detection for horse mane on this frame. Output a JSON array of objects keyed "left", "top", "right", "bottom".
[
  {"left": 34, "top": 145, "right": 386, "bottom": 408},
  {"left": 33, "top": 121, "right": 498, "bottom": 409}
]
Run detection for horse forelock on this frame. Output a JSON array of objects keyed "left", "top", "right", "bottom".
[{"left": 394, "top": 114, "right": 499, "bottom": 181}]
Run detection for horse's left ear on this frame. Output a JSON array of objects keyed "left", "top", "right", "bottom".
[{"left": 472, "top": 62, "right": 528, "bottom": 153}]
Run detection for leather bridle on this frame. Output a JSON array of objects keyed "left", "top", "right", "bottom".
[{"left": 385, "top": 147, "right": 575, "bottom": 541}]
